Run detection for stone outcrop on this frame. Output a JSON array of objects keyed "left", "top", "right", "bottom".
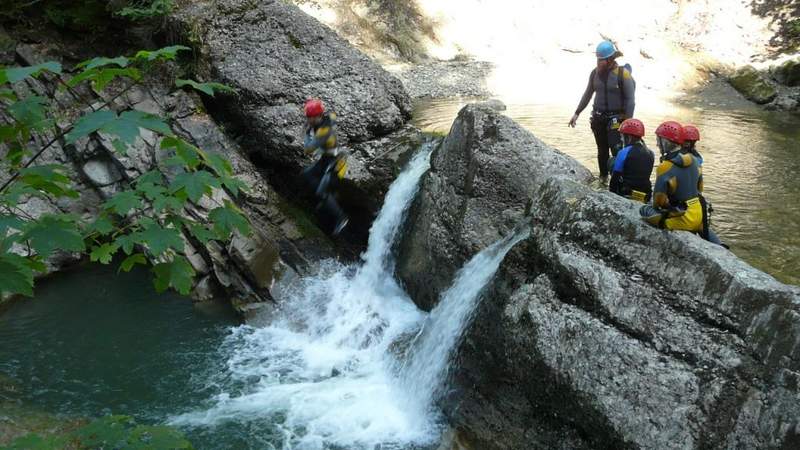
[
  {"left": 772, "top": 58, "right": 800, "bottom": 87},
  {"left": 397, "top": 104, "right": 800, "bottom": 449},
  {"left": 3, "top": 42, "right": 334, "bottom": 312},
  {"left": 729, "top": 65, "right": 778, "bottom": 104},
  {"left": 396, "top": 105, "right": 592, "bottom": 310},
  {"left": 168, "top": 0, "right": 415, "bottom": 210}
]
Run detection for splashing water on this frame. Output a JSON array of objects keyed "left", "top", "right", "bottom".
[{"left": 170, "top": 142, "right": 529, "bottom": 449}]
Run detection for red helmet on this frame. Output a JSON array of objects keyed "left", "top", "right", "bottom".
[
  {"left": 619, "top": 118, "right": 645, "bottom": 138},
  {"left": 655, "top": 121, "right": 684, "bottom": 145},
  {"left": 683, "top": 124, "right": 700, "bottom": 142},
  {"left": 304, "top": 98, "right": 324, "bottom": 117}
]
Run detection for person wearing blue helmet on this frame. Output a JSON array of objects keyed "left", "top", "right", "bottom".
[{"left": 569, "top": 40, "right": 636, "bottom": 179}]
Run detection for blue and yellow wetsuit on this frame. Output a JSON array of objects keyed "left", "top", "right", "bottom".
[
  {"left": 640, "top": 150, "right": 704, "bottom": 232},
  {"left": 304, "top": 111, "right": 338, "bottom": 156}
]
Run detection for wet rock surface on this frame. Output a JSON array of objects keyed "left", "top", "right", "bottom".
[
  {"left": 729, "top": 65, "right": 778, "bottom": 104},
  {"left": 396, "top": 104, "right": 592, "bottom": 310},
  {"left": 168, "top": 0, "right": 412, "bottom": 185},
  {"left": 397, "top": 105, "right": 800, "bottom": 449}
]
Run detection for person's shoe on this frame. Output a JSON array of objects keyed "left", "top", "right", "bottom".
[{"left": 333, "top": 216, "right": 349, "bottom": 235}]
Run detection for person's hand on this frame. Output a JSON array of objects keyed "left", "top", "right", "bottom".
[{"left": 568, "top": 113, "right": 579, "bottom": 128}]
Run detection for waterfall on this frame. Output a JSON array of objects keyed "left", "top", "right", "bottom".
[
  {"left": 169, "top": 142, "right": 528, "bottom": 449},
  {"left": 400, "top": 226, "right": 530, "bottom": 411}
]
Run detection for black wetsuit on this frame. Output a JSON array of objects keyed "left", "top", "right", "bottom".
[
  {"left": 609, "top": 141, "right": 654, "bottom": 202},
  {"left": 574, "top": 65, "right": 636, "bottom": 177}
]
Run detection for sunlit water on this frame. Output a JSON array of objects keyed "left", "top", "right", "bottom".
[
  {"left": 1, "top": 143, "right": 529, "bottom": 449},
  {"left": 412, "top": 81, "right": 800, "bottom": 286}
]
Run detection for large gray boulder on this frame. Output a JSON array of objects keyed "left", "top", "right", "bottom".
[
  {"left": 169, "top": 0, "right": 412, "bottom": 176},
  {"left": 396, "top": 104, "right": 592, "bottom": 310},
  {"left": 397, "top": 105, "right": 800, "bottom": 448}
]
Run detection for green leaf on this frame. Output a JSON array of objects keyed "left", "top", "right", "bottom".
[
  {"left": 134, "top": 223, "right": 184, "bottom": 256},
  {"left": 3, "top": 141, "right": 28, "bottom": 167},
  {"left": 222, "top": 176, "right": 248, "bottom": 197},
  {"left": 104, "top": 191, "right": 142, "bottom": 216},
  {"left": 0, "top": 124, "right": 18, "bottom": 143},
  {"left": 133, "top": 45, "right": 190, "bottom": 62},
  {"left": 169, "top": 170, "right": 220, "bottom": 202},
  {"left": 137, "top": 182, "right": 167, "bottom": 201},
  {"left": 18, "top": 165, "right": 78, "bottom": 198},
  {"left": 24, "top": 257, "right": 47, "bottom": 273},
  {"left": 0, "top": 214, "right": 25, "bottom": 235},
  {"left": 209, "top": 201, "right": 250, "bottom": 239},
  {"left": 136, "top": 170, "right": 164, "bottom": 186},
  {"left": 0, "top": 252, "right": 34, "bottom": 297},
  {"left": 116, "top": 235, "right": 137, "bottom": 255},
  {"left": 204, "top": 152, "right": 233, "bottom": 177},
  {"left": 175, "top": 79, "right": 236, "bottom": 97},
  {"left": 77, "top": 56, "right": 130, "bottom": 70},
  {"left": 66, "top": 110, "right": 173, "bottom": 146},
  {"left": 152, "top": 194, "right": 185, "bottom": 213},
  {"left": 106, "top": 110, "right": 172, "bottom": 143},
  {"left": 161, "top": 136, "right": 202, "bottom": 169},
  {"left": 86, "top": 216, "right": 115, "bottom": 235},
  {"left": 20, "top": 215, "right": 85, "bottom": 258},
  {"left": 152, "top": 256, "right": 195, "bottom": 294},
  {"left": 119, "top": 253, "right": 147, "bottom": 272},
  {"left": 0, "top": 88, "right": 18, "bottom": 101},
  {"left": 67, "top": 67, "right": 142, "bottom": 91},
  {"left": 188, "top": 224, "right": 217, "bottom": 244},
  {"left": 65, "top": 110, "right": 116, "bottom": 143},
  {"left": 8, "top": 96, "right": 50, "bottom": 130},
  {"left": 90, "top": 242, "right": 119, "bottom": 264},
  {"left": 1, "top": 61, "right": 62, "bottom": 84}
]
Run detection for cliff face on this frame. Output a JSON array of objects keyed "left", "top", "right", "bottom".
[
  {"left": 397, "top": 104, "right": 800, "bottom": 449},
  {"left": 2, "top": 0, "right": 420, "bottom": 310},
  {"left": 168, "top": 0, "right": 415, "bottom": 202}
]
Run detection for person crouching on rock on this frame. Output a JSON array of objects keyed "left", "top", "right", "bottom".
[
  {"left": 608, "top": 118, "right": 654, "bottom": 203},
  {"left": 568, "top": 40, "right": 636, "bottom": 179},
  {"left": 301, "top": 98, "right": 349, "bottom": 235},
  {"left": 639, "top": 121, "right": 723, "bottom": 246}
]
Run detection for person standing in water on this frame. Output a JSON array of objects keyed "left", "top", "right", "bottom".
[{"left": 569, "top": 40, "right": 636, "bottom": 178}]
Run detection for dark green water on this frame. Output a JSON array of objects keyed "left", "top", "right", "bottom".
[{"left": 0, "top": 263, "right": 238, "bottom": 447}]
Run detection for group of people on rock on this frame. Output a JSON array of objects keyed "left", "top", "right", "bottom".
[
  {"left": 570, "top": 40, "right": 724, "bottom": 246},
  {"left": 300, "top": 40, "right": 724, "bottom": 244}
]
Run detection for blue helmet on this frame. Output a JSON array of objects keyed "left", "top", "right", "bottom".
[{"left": 596, "top": 40, "right": 617, "bottom": 60}]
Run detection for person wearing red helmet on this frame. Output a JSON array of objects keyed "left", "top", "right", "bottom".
[
  {"left": 681, "top": 124, "right": 703, "bottom": 165},
  {"left": 568, "top": 40, "right": 636, "bottom": 178},
  {"left": 301, "top": 98, "right": 349, "bottom": 235},
  {"left": 639, "top": 121, "right": 706, "bottom": 233},
  {"left": 608, "top": 118, "right": 654, "bottom": 202}
]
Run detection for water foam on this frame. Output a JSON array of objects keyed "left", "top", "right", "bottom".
[{"left": 170, "top": 142, "right": 529, "bottom": 449}]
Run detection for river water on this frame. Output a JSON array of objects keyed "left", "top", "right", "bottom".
[
  {"left": 412, "top": 80, "right": 800, "bottom": 286},
  {"left": 0, "top": 144, "right": 528, "bottom": 449}
]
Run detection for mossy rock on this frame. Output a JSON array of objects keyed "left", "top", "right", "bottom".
[
  {"left": 773, "top": 58, "right": 800, "bottom": 87},
  {"left": 729, "top": 65, "right": 777, "bottom": 104}
]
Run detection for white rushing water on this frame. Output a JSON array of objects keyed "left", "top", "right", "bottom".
[{"left": 171, "top": 142, "right": 529, "bottom": 449}]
